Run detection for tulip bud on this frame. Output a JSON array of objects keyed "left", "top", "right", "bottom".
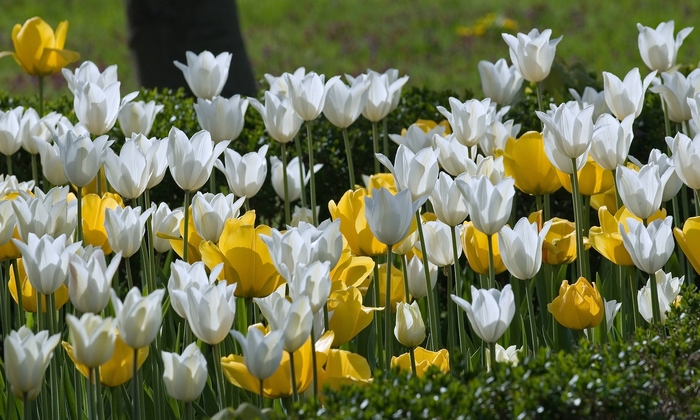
[
  {"left": 66, "top": 313, "right": 116, "bottom": 368},
  {"left": 162, "top": 343, "right": 208, "bottom": 402},
  {"left": 478, "top": 58, "right": 523, "bottom": 106},
  {"left": 4, "top": 326, "right": 60, "bottom": 400},
  {"left": 230, "top": 326, "right": 284, "bottom": 381},
  {"left": 502, "top": 29, "right": 561, "bottom": 83},
  {"left": 603, "top": 68, "right": 656, "bottom": 121},
  {"left": 637, "top": 21, "right": 693, "bottom": 73},
  {"left": 215, "top": 145, "right": 268, "bottom": 199},
  {"left": 118, "top": 100, "right": 163, "bottom": 137},
  {"left": 173, "top": 50, "right": 231, "bottom": 100},
  {"left": 104, "top": 205, "right": 153, "bottom": 258},
  {"left": 451, "top": 284, "right": 515, "bottom": 343},
  {"left": 68, "top": 249, "right": 121, "bottom": 314},
  {"left": 548, "top": 277, "right": 604, "bottom": 330},
  {"left": 394, "top": 301, "right": 426, "bottom": 348},
  {"left": 194, "top": 95, "right": 248, "bottom": 143},
  {"left": 111, "top": 287, "right": 164, "bottom": 349}
]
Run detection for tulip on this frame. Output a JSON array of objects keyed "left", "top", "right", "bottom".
[
  {"left": 391, "top": 347, "right": 450, "bottom": 377},
  {"left": 0, "top": 108, "right": 24, "bottom": 160},
  {"left": 502, "top": 28, "right": 562, "bottom": 83},
  {"left": 0, "top": 199, "right": 17, "bottom": 251},
  {"left": 457, "top": 175, "right": 515, "bottom": 236},
  {"left": 603, "top": 68, "right": 656, "bottom": 121},
  {"left": 429, "top": 172, "right": 469, "bottom": 227},
  {"left": 365, "top": 188, "right": 423, "bottom": 247},
  {"left": 377, "top": 145, "right": 440, "bottom": 201},
  {"left": 499, "top": 217, "right": 551, "bottom": 280},
  {"left": 569, "top": 86, "right": 610, "bottom": 121},
  {"left": 35, "top": 133, "right": 68, "bottom": 185},
  {"left": 152, "top": 202, "right": 183, "bottom": 253},
  {"left": 167, "top": 261, "right": 222, "bottom": 319},
  {"left": 194, "top": 95, "right": 248, "bottom": 143},
  {"left": 57, "top": 130, "right": 113, "bottom": 187},
  {"left": 478, "top": 58, "right": 523, "bottom": 106},
  {"left": 111, "top": 287, "right": 164, "bottom": 349},
  {"left": 215, "top": 145, "right": 268, "bottom": 199},
  {"left": 536, "top": 103, "right": 595, "bottom": 173},
  {"left": 616, "top": 164, "right": 667, "bottom": 220},
  {"left": 451, "top": 284, "right": 515, "bottom": 343},
  {"left": 389, "top": 123, "right": 443, "bottom": 154},
  {"left": 604, "top": 299, "right": 622, "bottom": 334},
  {"left": 249, "top": 91, "right": 303, "bottom": 144},
  {"left": 104, "top": 205, "right": 153, "bottom": 258},
  {"left": 260, "top": 226, "right": 313, "bottom": 283},
  {"left": 637, "top": 149, "right": 682, "bottom": 202},
  {"left": 548, "top": 277, "right": 604, "bottom": 330},
  {"left": 590, "top": 114, "right": 635, "bottom": 171},
  {"left": 13, "top": 233, "right": 80, "bottom": 296},
  {"left": 327, "top": 287, "right": 378, "bottom": 346},
  {"left": 256, "top": 294, "right": 314, "bottom": 353},
  {"left": 265, "top": 67, "right": 307, "bottom": 96},
  {"left": 481, "top": 118, "right": 520, "bottom": 157},
  {"left": 650, "top": 71, "right": 694, "bottom": 123},
  {"left": 73, "top": 81, "right": 138, "bottom": 136},
  {"left": 376, "top": 262, "right": 407, "bottom": 312},
  {"left": 63, "top": 331, "right": 149, "bottom": 387},
  {"left": 63, "top": 61, "right": 118, "bottom": 96},
  {"left": 231, "top": 326, "right": 285, "bottom": 381},
  {"left": 670, "top": 132, "right": 700, "bottom": 190},
  {"left": 556, "top": 157, "right": 613, "bottom": 200},
  {"left": 405, "top": 256, "right": 438, "bottom": 300},
  {"left": 461, "top": 221, "right": 507, "bottom": 275},
  {"left": 637, "top": 21, "right": 693, "bottom": 72},
  {"left": 674, "top": 216, "right": 700, "bottom": 275},
  {"left": 65, "top": 313, "right": 116, "bottom": 368},
  {"left": 0, "top": 17, "right": 79, "bottom": 76},
  {"left": 118, "top": 100, "right": 163, "bottom": 137},
  {"left": 284, "top": 72, "right": 336, "bottom": 122},
  {"left": 620, "top": 216, "right": 674, "bottom": 275},
  {"left": 161, "top": 342, "right": 208, "bottom": 402},
  {"left": 81, "top": 193, "right": 124, "bottom": 254},
  {"left": 361, "top": 70, "right": 409, "bottom": 122},
  {"left": 104, "top": 138, "right": 152, "bottom": 199},
  {"left": 432, "top": 132, "right": 478, "bottom": 177},
  {"left": 474, "top": 154, "right": 507, "bottom": 184},
  {"left": 394, "top": 301, "right": 425, "bottom": 348},
  {"left": 289, "top": 261, "right": 332, "bottom": 316},
  {"left": 537, "top": 216, "right": 578, "bottom": 265},
  {"left": 68, "top": 248, "right": 121, "bottom": 314},
  {"left": 485, "top": 344, "right": 521, "bottom": 370},
  {"left": 191, "top": 192, "right": 244, "bottom": 243},
  {"left": 419, "top": 220, "right": 462, "bottom": 267},
  {"left": 637, "top": 269, "right": 684, "bottom": 324},
  {"left": 329, "top": 189, "right": 387, "bottom": 256},
  {"left": 11, "top": 187, "right": 76, "bottom": 241},
  {"left": 130, "top": 133, "right": 169, "bottom": 190},
  {"left": 323, "top": 76, "right": 370, "bottom": 129},
  {"left": 501, "top": 131, "right": 562, "bottom": 195},
  {"left": 8, "top": 258, "right": 69, "bottom": 312},
  {"left": 270, "top": 155, "right": 321, "bottom": 202},
  {"left": 169, "top": 205, "right": 204, "bottom": 262},
  {"left": 167, "top": 127, "right": 230, "bottom": 192},
  {"left": 179, "top": 281, "right": 237, "bottom": 345},
  {"left": 437, "top": 97, "right": 491, "bottom": 147},
  {"left": 174, "top": 50, "right": 231, "bottom": 100},
  {"left": 4, "top": 326, "right": 61, "bottom": 400}
]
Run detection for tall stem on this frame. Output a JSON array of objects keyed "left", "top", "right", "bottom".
[
  {"left": 306, "top": 121, "right": 318, "bottom": 225},
  {"left": 144, "top": 189, "right": 156, "bottom": 292},
  {"left": 212, "top": 342, "right": 227, "bottom": 410},
  {"left": 281, "top": 143, "right": 291, "bottom": 225},
  {"left": 372, "top": 122, "right": 380, "bottom": 174},
  {"left": 294, "top": 136, "right": 307, "bottom": 208},
  {"left": 648, "top": 270, "right": 663, "bottom": 326},
  {"left": 289, "top": 350, "right": 298, "bottom": 401},
  {"left": 38, "top": 76, "right": 44, "bottom": 117},
  {"left": 47, "top": 293, "right": 60, "bottom": 420},
  {"left": 310, "top": 325, "right": 319, "bottom": 399},
  {"left": 486, "top": 234, "right": 496, "bottom": 289},
  {"left": 209, "top": 166, "right": 217, "bottom": 194},
  {"left": 95, "top": 369, "right": 105, "bottom": 420},
  {"left": 409, "top": 347, "right": 417, "bottom": 376},
  {"left": 24, "top": 392, "right": 31, "bottom": 420},
  {"left": 132, "top": 348, "right": 141, "bottom": 420},
  {"left": 372, "top": 262, "right": 384, "bottom": 368},
  {"left": 342, "top": 127, "right": 356, "bottom": 189},
  {"left": 13, "top": 262, "right": 25, "bottom": 327},
  {"left": 446, "top": 266, "right": 456, "bottom": 353},
  {"left": 382, "top": 118, "right": 389, "bottom": 159},
  {"left": 185, "top": 402, "right": 194, "bottom": 420},
  {"left": 415, "top": 212, "right": 440, "bottom": 350},
  {"left": 694, "top": 189, "right": 700, "bottom": 217},
  {"left": 6, "top": 154, "right": 12, "bottom": 176},
  {"left": 183, "top": 190, "right": 191, "bottom": 263},
  {"left": 384, "top": 246, "right": 394, "bottom": 370},
  {"left": 536, "top": 83, "right": 545, "bottom": 125},
  {"left": 31, "top": 155, "right": 39, "bottom": 189},
  {"left": 76, "top": 186, "right": 83, "bottom": 243},
  {"left": 488, "top": 341, "right": 496, "bottom": 372},
  {"left": 125, "top": 257, "right": 134, "bottom": 290},
  {"left": 87, "top": 369, "right": 96, "bottom": 420},
  {"left": 525, "top": 278, "right": 538, "bottom": 354},
  {"left": 570, "top": 158, "right": 587, "bottom": 279}
]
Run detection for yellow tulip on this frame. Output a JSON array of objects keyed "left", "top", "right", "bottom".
[
  {"left": 200, "top": 211, "right": 284, "bottom": 298},
  {"left": 63, "top": 331, "right": 149, "bottom": 387},
  {"left": 221, "top": 331, "right": 334, "bottom": 399},
  {"left": 376, "top": 262, "right": 406, "bottom": 312},
  {"left": 8, "top": 258, "right": 69, "bottom": 312},
  {"left": 401, "top": 119, "right": 451, "bottom": 135},
  {"left": 362, "top": 173, "right": 397, "bottom": 195},
  {"left": 556, "top": 155, "right": 614, "bottom": 196},
  {"left": 319, "top": 349, "right": 372, "bottom": 391},
  {"left": 82, "top": 171, "right": 109, "bottom": 197},
  {"left": 548, "top": 277, "right": 604, "bottom": 330},
  {"left": 590, "top": 186, "right": 618, "bottom": 213},
  {"left": 0, "top": 17, "right": 80, "bottom": 76},
  {"left": 391, "top": 347, "right": 450, "bottom": 376},
  {"left": 0, "top": 226, "right": 21, "bottom": 261},
  {"left": 674, "top": 216, "right": 700, "bottom": 275},
  {"left": 170, "top": 206, "right": 204, "bottom": 262},
  {"left": 501, "top": 131, "right": 562, "bottom": 196},
  {"left": 329, "top": 189, "right": 387, "bottom": 257},
  {"left": 330, "top": 240, "right": 375, "bottom": 289},
  {"left": 461, "top": 222, "right": 506, "bottom": 275},
  {"left": 82, "top": 193, "right": 124, "bottom": 255},
  {"left": 527, "top": 214, "right": 578, "bottom": 266},
  {"left": 327, "top": 287, "right": 381, "bottom": 346},
  {"left": 589, "top": 205, "right": 666, "bottom": 266}
]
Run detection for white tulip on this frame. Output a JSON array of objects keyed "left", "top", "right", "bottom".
[
  {"left": 191, "top": 192, "right": 244, "bottom": 242},
  {"left": 73, "top": 81, "right": 138, "bottom": 136},
  {"left": 478, "top": 58, "right": 523, "bottom": 106},
  {"left": 437, "top": 97, "right": 491, "bottom": 147},
  {"left": 111, "top": 287, "right": 165, "bottom": 349},
  {"left": 603, "top": 68, "right": 656, "bottom": 121},
  {"left": 4, "top": 327, "right": 60, "bottom": 400},
  {"left": 104, "top": 206, "right": 153, "bottom": 258},
  {"left": 194, "top": 95, "right": 248, "bottom": 143},
  {"left": 62, "top": 61, "right": 118, "bottom": 94},
  {"left": 162, "top": 343, "right": 208, "bottom": 402},
  {"left": 230, "top": 326, "right": 284, "bottom": 381},
  {"left": 65, "top": 313, "right": 116, "bottom": 368},
  {"left": 168, "top": 261, "right": 222, "bottom": 319},
  {"left": 68, "top": 249, "right": 121, "bottom": 314},
  {"left": 250, "top": 91, "right": 303, "bottom": 144},
  {"left": 502, "top": 29, "right": 562, "bottom": 83},
  {"left": 451, "top": 284, "right": 515, "bottom": 343},
  {"left": 389, "top": 123, "right": 443, "bottom": 154},
  {"left": 173, "top": 50, "right": 231, "bottom": 100},
  {"left": 166, "top": 127, "right": 229, "bottom": 192},
  {"left": 637, "top": 21, "right": 693, "bottom": 72},
  {"left": 323, "top": 76, "right": 370, "bottom": 128},
  {"left": 215, "top": 145, "right": 268, "bottom": 199},
  {"left": 270, "top": 155, "right": 321, "bottom": 202},
  {"left": 57, "top": 130, "right": 113, "bottom": 187},
  {"left": 118, "top": 100, "right": 163, "bottom": 137},
  {"left": 13, "top": 233, "right": 81, "bottom": 295}
]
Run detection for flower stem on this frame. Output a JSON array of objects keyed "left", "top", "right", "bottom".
[
  {"left": 30, "top": 155, "right": 39, "bottom": 189},
  {"left": 185, "top": 402, "right": 194, "bottom": 420},
  {"left": 525, "top": 278, "right": 539, "bottom": 354},
  {"left": 372, "top": 261, "right": 384, "bottom": 368},
  {"left": 294, "top": 135, "right": 307, "bottom": 208},
  {"left": 95, "top": 368, "right": 105, "bottom": 420},
  {"left": 183, "top": 190, "right": 191, "bottom": 263},
  {"left": 306, "top": 121, "right": 318, "bottom": 226},
  {"left": 488, "top": 341, "right": 496, "bottom": 372},
  {"left": 24, "top": 392, "right": 31, "bottom": 420},
  {"left": 310, "top": 325, "right": 319, "bottom": 399},
  {"left": 486, "top": 233, "right": 496, "bottom": 289},
  {"left": 289, "top": 350, "right": 298, "bottom": 402},
  {"left": 648, "top": 270, "right": 663, "bottom": 325},
  {"left": 125, "top": 257, "right": 135, "bottom": 290},
  {"left": 415, "top": 211, "right": 440, "bottom": 350},
  {"left": 409, "top": 347, "right": 417, "bottom": 376},
  {"left": 13, "top": 262, "right": 25, "bottom": 327},
  {"left": 212, "top": 342, "right": 227, "bottom": 410},
  {"left": 372, "top": 122, "right": 380, "bottom": 174},
  {"left": 6, "top": 154, "right": 12, "bottom": 176},
  {"left": 570, "top": 158, "right": 587, "bottom": 280},
  {"left": 382, "top": 118, "right": 389, "bottom": 159},
  {"left": 385, "top": 246, "right": 394, "bottom": 369},
  {"left": 536, "top": 83, "right": 544, "bottom": 125},
  {"left": 446, "top": 266, "right": 456, "bottom": 352},
  {"left": 87, "top": 368, "right": 96, "bottom": 420},
  {"left": 209, "top": 166, "right": 217, "bottom": 194},
  {"left": 342, "top": 127, "right": 356, "bottom": 189},
  {"left": 694, "top": 189, "right": 700, "bottom": 217},
  {"left": 281, "top": 142, "right": 291, "bottom": 225},
  {"left": 132, "top": 348, "right": 141, "bottom": 420},
  {"left": 76, "top": 186, "right": 83, "bottom": 243}
]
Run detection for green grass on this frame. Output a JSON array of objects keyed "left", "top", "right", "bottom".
[{"left": 1, "top": 0, "right": 698, "bottom": 99}]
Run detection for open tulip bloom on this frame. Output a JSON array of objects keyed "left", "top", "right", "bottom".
[
  {"left": 174, "top": 50, "right": 231, "bottom": 100},
  {"left": 637, "top": 21, "right": 693, "bottom": 72},
  {"left": 451, "top": 284, "right": 516, "bottom": 344},
  {"left": 502, "top": 28, "right": 562, "bottom": 84}
]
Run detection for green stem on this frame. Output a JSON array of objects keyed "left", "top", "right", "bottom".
[
  {"left": 185, "top": 402, "right": 194, "bottom": 420},
  {"left": 289, "top": 350, "right": 298, "bottom": 402},
  {"left": 13, "top": 262, "right": 25, "bottom": 327},
  {"left": 281, "top": 142, "right": 291, "bottom": 225},
  {"left": 87, "top": 369, "right": 96, "bottom": 420},
  {"left": 488, "top": 341, "right": 496, "bottom": 372},
  {"left": 144, "top": 189, "right": 156, "bottom": 292},
  {"left": 6, "top": 154, "right": 12, "bottom": 176},
  {"left": 306, "top": 121, "right": 318, "bottom": 226},
  {"left": 311, "top": 325, "right": 319, "bottom": 399},
  {"left": 525, "top": 279, "right": 538, "bottom": 354},
  {"left": 132, "top": 348, "right": 141, "bottom": 420},
  {"left": 47, "top": 293, "right": 60, "bottom": 420},
  {"left": 694, "top": 189, "right": 700, "bottom": 217},
  {"left": 536, "top": 83, "right": 544, "bottom": 127},
  {"left": 372, "top": 261, "right": 384, "bottom": 368},
  {"left": 294, "top": 135, "right": 307, "bottom": 208},
  {"left": 24, "top": 392, "right": 31, "bottom": 420},
  {"left": 415, "top": 212, "right": 440, "bottom": 350},
  {"left": 125, "top": 257, "right": 134, "bottom": 290},
  {"left": 648, "top": 270, "right": 663, "bottom": 326},
  {"left": 570, "top": 158, "right": 587, "bottom": 280},
  {"left": 259, "top": 379, "right": 265, "bottom": 408},
  {"left": 384, "top": 246, "right": 394, "bottom": 371},
  {"left": 372, "top": 121, "right": 380, "bottom": 174},
  {"left": 382, "top": 118, "right": 389, "bottom": 159},
  {"left": 401, "top": 255, "right": 410, "bottom": 302},
  {"left": 209, "top": 167, "right": 217, "bottom": 194},
  {"left": 95, "top": 368, "right": 105, "bottom": 420},
  {"left": 486, "top": 233, "right": 496, "bottom": 289},
  {"left": 76, "top": 186, "right": 84, "bottom": 244},
  {"left": 409, "top": 347, "right": 417, "bottom": 376},
  {"left": 38, "top": 76, "right": 44, "bottom": 117},
  {"left": 183, "top": 190, "right": 191, "bottom": 263},
  {"left": 342, "top": 127, "right": 356, "bottom": 189},
  {"left": 628, "top": 267, "right": 638, "bottom": 331},
  {"left": 31, "top": 155, "right": 39, "bottom": 189},
  {"left": 446, "top": 266, "right": 456, "bottom": 352},
  {"left": 212, "top": 342, "right": 227, "bottom": 410}
]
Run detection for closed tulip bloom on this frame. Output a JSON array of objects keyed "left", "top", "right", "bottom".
[
  {"left": 329, "top": 189, "right": 387, "bottom": 257},
  {"left": 637, "top": 21, "right": 693, "bottom": 72},
  {"left": 167, "top": 260, "right": 222, "bottom": 319},
  {"left": 616, "top": 164, "right": 666, "bottom": 220},
  {"left": 603, "top": 68, "right": 656, "bottom": 121},
  {"left": 461, "top": 221, "right": 507, "bottom": 275},
  {"left": 452, "top": 284, "right": 515, "bottom": 343},
  {"left": 537, "top": 216, "right": 579, "bottom": 265},
  {"left": 502, "top": 28, "right": 562, "bottom": 83},
  {"left": 406, "top": 256, "right": 438, "bottom": 300},
  {"left": 63, "top": 61, "right": 118, "bottom": 95},
  {"left": 437, "top": 97, "right": 490, "bottom": 147},
  {"left": 548, "top": 277, "right": 604, "bottom": 330},
  {"left": 323, "top": 77, "right": 370, "bottom": 128},
  {"left": 66, "top": 313, "right": 116, "bottom": 368},
  {"left": 162, "top": 343, "right": 208, "bottom": 402},
  {"left": 432, "top": 133, "right": 478, "bottom": 177},
  {"left": 289, "top": 261, "right": 332, "bottom": 315},
  {"left": 365, "top": 188, "right": 423, "bottom": 246},
  {"left": 569, "top": 87, "right": 610, "bottom": 121},
  {"left": 270, "top": 155, "right": 321, "bottom": 202},
  {"left": 0, "top": 17, "right": 79, "bottom": 76},
  {"left": 118, "top": 100, "right": 163, "bottom": 137},
  {"left": 502, "top": 131, "right": 562, "bottom": 195},
  {"left": 250, "top": 91, "right": 303, "bottom": 144},
  {"left": 4, "top": 327, "right": 61, "bottom": 400},
  {"left": 260, "top": 226, "right": 312, "bottom": 282},
  {"left": 638, "top": 269, "right": 684, "bottom": 324},
  {"left": 674, "top": 216, "right": 700, "bottom": 275},
  {"left": 167, "top": 127, "right": 230, "bottom": 192},
  {"left": 57, "top": 130, "right": 113, "bottom": 187},
  {"left": 129, "top": 134, "right": 168, "bottom": 190},
  {"left": 0, "top": 107, "right": 24, "bottom": 157},
  {"left": 481, "top": 118, "right": 520, "bottom": 157},
  {"left": 191, "top": 192, "right": 244, "bottom": 243},
  {"left": 362, "top": 70, "right": 409, "bottom": 122},
  {"left": 429, "top": 172, "right": 469, "bottom": 226},
  {"left": 377, "top": 145, "right": 440, "bottom": 201},
  {"left": 180, "top": 281, "right": 237, "bottom": 345},
  {"left": 620, "top": 216, "right": 674, "bottom": 274},
  {"left": 255, "top": 294, "right": 313, "bottom": 353},
  {"left": 478, "top": 58, "right": 523, "bottom": 106},
  {"left": 389, "top": 123, "right": 443, "bottom": 154},
  {"left": 498, "top": 217, "right": 551, "bottom": 280},
  {"left": 590, "top": 114, "right": 635, "bottom": 171},
  {"left": 104, "top": 205, "right": 153, "bottom": 258},
  {"left": 636, "top": 149, "right": 682, "bottom": 202},
  {"left": 265, "top": 67, "right": 306, "bottom": 97},
  {"left": 104, "top": 139, "right": 152, "bottom": 199},
  {"left": 327, "top": 287, "right": 378, "bottom": 346},
  {"left": 74, "top": 82, "right": 138, "bottom": 136},
  {"left": 174, "top": 50, "right": 231, "bottom": 100},
  {"left": 392, "top": 347, "right": 450, "bottom": 377},
  {"left": 215, "top": 145, "right": 268, "bottom": 199},
  {"left": 650, "top": 71, "right": 694, "bottom": 123},
  {"left": 394, "top": 301, "right": 426, "bottom": 348},
  {"left": 35, "top": 133, "right": 68, "bottom": 185},
  {"left": 194, "top": 95, "right": 248, "bottom": 143},
  {"left": 68, "top": 249, "right": 121, "bottom": 314},
  {"left": 111, "top": 287, "right": 165, "bottom": 349},
  {"left": 419, "top": 220, "right": 462, "bottom": 267},
  {"left": 81, "top": 193, "right": 124, "bottom": 254},
  {"left": 536, "top": 103, "right": 595, "bottom": 165},
  {"left": 231, "top": 326, "right": 284, "bottom": 381},
  {"left": 13, "top": 233, "right": 80, "bottom": 295},
  {"left": 152, "top": 202, "right": 183, "bottom": 253},
  {"left": 284, "top": 72, "right": 336, "bottom": 121},
  {"left": 457, "top": 175, "right": 515, "bottom": 236},
  {"left": 670, "top": 132, "right": 700, "bottom": 190}
]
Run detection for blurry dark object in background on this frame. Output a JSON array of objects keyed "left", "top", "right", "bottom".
[{"left": 126, "top": 0, "right": 257, "bottom": 97}]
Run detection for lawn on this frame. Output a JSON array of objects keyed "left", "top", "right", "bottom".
[{"left": 0, "top": 0, "right": 698, "bottom": 98}]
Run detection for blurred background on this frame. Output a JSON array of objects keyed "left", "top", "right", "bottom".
[{"left": 0, "top": 0, "right": 698, "bottom": 98}]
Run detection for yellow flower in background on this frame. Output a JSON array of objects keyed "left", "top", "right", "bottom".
[
  {"left": 590, "top": 186, "right": 618, "bottom": 213},
  {"left": 319, "top": 349, "right": 372, "bottom": 391},
  {"left": 391, "top": 347, "right": 450, "bottom": 376},
  {"left": 361, "top": 173, "right": 396, "bottom": 195},
  {"left": 327, "top": 287, "right": 380, "bottom": 347},
  {"left": 9, "top": 258, "right": 69, "bottom": 312},
  {"left": 221, "top": 331, "right": 334, "bottom": 399},
  {"left": 548, "top": 277, "right": 604, "bottom": 330},
  {"left": 0, "top": 226, "right": 21, "bottom": 261},
  {"left": 556, "top": 155, "right": 614, "bottom": 196},
  {"left": 461, "top": 221, "right": 506, "bottom": 275},
  {"left": 170, "top": 206, "right": 204, "bottom": 262},
  {"left": 329, "top": 189, "right": 387, "bottom": 257},
  {"left": 589, "top": 205, "right": 666, "bottom": 266},
  {"left": 0, "top": 17, "right": 79, "bottom": 76},
  {"left": 200, "top": 211, "right": 284, "bottom": 298},
  {"left": 527, "top": 214, "right": 579, "bottom": 266},
  {"left": 401, "top": 119, "right": 451, "bottom": 135},
  {"left": 330, "top": 240, "right": 374, "bottom": 289},
  {"left": 501, "top": 131, "right": 562, "bottom": 196},
  {"left": 376, "top": 262, "right": 406, "bottom": 312},
  {"left": 63, "top": 331, "right": 149, "bottom": 387},
  {"left": 674, "top": 216, "right": 700, "bottom": 275},
  {"left": 82, "top": 193, "right": 124, "bottom": 255}
]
